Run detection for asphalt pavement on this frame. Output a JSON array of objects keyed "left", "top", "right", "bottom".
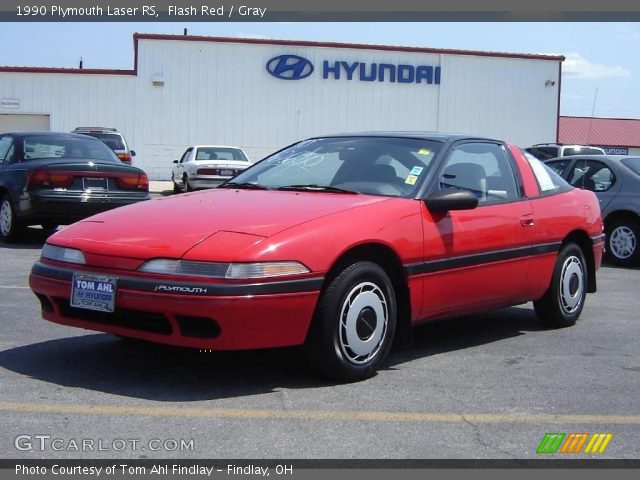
[{"left": 0, "top": 233, "right": 638, "bottom": 460}]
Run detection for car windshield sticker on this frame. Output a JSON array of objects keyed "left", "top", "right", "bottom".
[
  {"left": 410, "top": 166, "right": 424, "bottom": 176},
  {"left": 418, "top": 148, "right": 431, "bottom": 155},
  {"left": 405, "top": 175, "right": 418, "bottom": 185}
]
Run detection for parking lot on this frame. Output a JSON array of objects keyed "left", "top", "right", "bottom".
[{"left": 0, "top": 229, "right": 638, "bottom": 460}]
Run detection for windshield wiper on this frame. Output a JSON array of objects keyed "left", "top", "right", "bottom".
[
  {"left": 219, "top": 182, "right": 269, "bottom": 190},
  {"left": 277, "top": 184, "right": 359, "bottom": 194}
]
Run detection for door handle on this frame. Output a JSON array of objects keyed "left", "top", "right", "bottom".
[{"left": 520, "top": 215, "right": 535, "bottom": 227}]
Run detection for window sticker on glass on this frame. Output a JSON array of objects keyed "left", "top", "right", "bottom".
[
  {"left": 410, "top": 166, "right": 424, "bottom": 176},
  {"left": 418, "top": 148, "right": 431, "bottom": 155},
  {"left": 527, "top": 156, "right": 556, "bottom": 192},
  {"left": 405, "top": 175, "right": 418, "bottom": 185}
]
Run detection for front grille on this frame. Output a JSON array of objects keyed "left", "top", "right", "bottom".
[{"left": 54, "top": 298, "right": 172, "bottom": 335}]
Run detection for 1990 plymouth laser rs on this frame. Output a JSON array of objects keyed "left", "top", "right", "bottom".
[{"left": 30, "top": 133, "right": 604, "bottom": 381}]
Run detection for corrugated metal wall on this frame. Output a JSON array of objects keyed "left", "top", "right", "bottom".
[{"left": 0, "top": 38, "right": 561, "bottom": 180}]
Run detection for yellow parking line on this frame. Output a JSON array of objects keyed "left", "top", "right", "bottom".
[{"left": 0, "top": 402, "right": 639, "bottom": 424}]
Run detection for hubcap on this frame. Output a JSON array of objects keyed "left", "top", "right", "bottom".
[
  {"left": 609, "top": 226, "right": 636, "bottom": 259},
  {"left": 0, "top": 200, "right": 12, "bottom": 236},
  {"left": 338, "top": 282, "right": 388, "bottom": 365},
  {"left": 559, "top": 255, "right": 584, "bottom": 314}
]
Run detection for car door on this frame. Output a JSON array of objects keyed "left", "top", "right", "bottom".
[
  {"left": 419, "top": 141, "right": 534, "bottom": 319},
  {"left": 565, "top": 158, "right": 620, "bottom": 214},
  {"left": 173, "top": 148, "right": 191, "bottom": 181}
]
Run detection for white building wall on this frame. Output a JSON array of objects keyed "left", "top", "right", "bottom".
[{"left": 0, "top": 36, "right": 562, "bottom": 180}]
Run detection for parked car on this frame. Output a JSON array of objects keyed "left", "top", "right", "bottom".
[
  {"left": 73, "top": 127, "right": 136, "bottom": 165},
  {"left": 543, "top": 155, "right": 640, "bottom": 266},
  {"left": 172, "top": 145, "right": 250, "bottom": 193},
  {"left": 0, "top": 132, "right": 150, "bottom": 242},
  {"left": 526, "top": 143, "right": 605, "bottom": 160},
  {"left": 30, "top": 133, "right": 603, "bottom": 381}
]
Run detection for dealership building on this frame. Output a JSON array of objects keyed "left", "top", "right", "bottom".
[{"left": 0, "top": 33, "right": 564, "bottom": 179}]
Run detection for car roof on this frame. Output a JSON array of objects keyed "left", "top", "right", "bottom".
[
  {"left": 189, "top": 145, "right": 245, "bottom": 149},
  {"left": 4, "top": 131, "right": 104, "bottom": 140},
  {"left": 314, "top": 131, "right": 497, "bottom": 142}
]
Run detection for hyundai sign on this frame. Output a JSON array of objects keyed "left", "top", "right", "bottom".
[{"left": 266, "top": 55, "right": 441, "bottom": 85}]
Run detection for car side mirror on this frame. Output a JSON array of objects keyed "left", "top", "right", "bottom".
[
  {"left": 425, "top": 190, "right": 478, "bottom": 213},
  {"left": 130, "top": 150, "right": 136, "bottom": 156},
  {"left": 173, "top": 160, "right": 178, "bottom": 164}
]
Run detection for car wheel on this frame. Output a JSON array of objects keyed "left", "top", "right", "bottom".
[
  {"left": 306, "top": 261, "right": 397, "bottom": 382},
  {"left": 183, "top": 174, "right": 193, "bottom": 192},
  {"left": 534, "top": 243, "right": 587, "bottom": 328},
  {"left": 0, "top": 194, "right": 25, "bottom": 243},
  {"left": 172, "top": 180, "right": 181, "bottom": 194},
  {"left": 606, "top": 217, "right": 640, "bottom": 267}
]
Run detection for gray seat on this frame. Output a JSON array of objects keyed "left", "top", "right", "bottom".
[{"left": 441, "top": 162, "right": 487, "bottom": 201}]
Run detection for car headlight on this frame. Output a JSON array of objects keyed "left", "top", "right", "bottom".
[
  {"left": 42, "top": 244, "right": 86, "bottom": 265},
  {"left": 138, "top": 259, "right": 309, "bottom": 279}
]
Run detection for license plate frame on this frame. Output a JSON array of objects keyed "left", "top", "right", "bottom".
[
  {"left": 83, "top": 177, "right": 108, "bottom": 191},
  {"left": 219, "top": 169, "right": 234, "bottom": 176},
  {"left": 70, "top": 273, "right": 117, "bottom": 313}
]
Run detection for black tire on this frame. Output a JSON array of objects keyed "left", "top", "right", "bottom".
[
  {"left": 41, "top": 222, "right": 59, "bottom": 231},
  {"left": 605, "top": 216, "right": 640, "bottom": 267},
  {"left": 305, "top": 261, "right": 397, "bottom": 382},
  {"left": 0, "top": 194, "right": 26, "bottom": 243},
  {"left": 173, "top": 180, "right": 181, "bottom": 194},
  {"left": 183, "top": 174, "right": 193, "bottom": 192},
  {"left": 534, "top": 243, "right": 587, "bottom": 328}
]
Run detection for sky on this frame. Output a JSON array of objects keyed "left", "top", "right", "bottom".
[{"left": 0, "top": 22, "right": 639, "bottom": 119}]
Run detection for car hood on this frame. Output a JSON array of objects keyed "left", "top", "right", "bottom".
[{"left": 49, "top": 189, "right": 390, "bottom": 259}]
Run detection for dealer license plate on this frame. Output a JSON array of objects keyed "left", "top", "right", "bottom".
[
  {"left": 71, "top": 273, "right": 117, "bottom": 313},
  {"left": 219, "top": 169, "right": 234, "bottom": 176},
  {"left": 83, "top": 177, "right": 108, "bottom": 191}
]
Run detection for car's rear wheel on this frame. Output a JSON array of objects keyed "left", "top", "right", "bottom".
[
  {"left": 306, "top": 261, "right": 396, "bottom": 382},
  {"left": 534, "top": 243, "right": 587, "bottom": 328},
  {"left": 0, "top": 194, "right": 25, "bottom": 243},
  {"left": 606, "top": 217, "right": 640, "bottom": 267},
  {"left": 183, "top": 174, "right": 193, "bottom": 192}
]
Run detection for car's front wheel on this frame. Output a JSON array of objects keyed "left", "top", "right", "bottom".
[
  {"left": 606, "top": 217, "right": 640, "bottom": 267},
  {"left": 306, "top": 261, "right": 397, "bottom": 382},
  {"left": 534, "top": 243, "right": 587, "bottom": 328},
  {"left": 0, "top": 194, "right": 25, "bottom": 243}
]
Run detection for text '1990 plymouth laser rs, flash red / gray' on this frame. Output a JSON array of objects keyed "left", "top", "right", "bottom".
[{"left": 29, "top": 133, "right": 605, "bottom": 382}]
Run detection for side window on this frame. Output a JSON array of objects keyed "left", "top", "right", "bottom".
[
  {"left": 179, "top": 149, "right": 192, "bottom": 164},
  {"left": 524, "top": 154, "right": 571, "bottom": 194},
  {"left": 567, "top": 160, "right": 615, "bottom": 192},
  {"left": 439, "top": 143, "right": 519, "bottom": 204},
  {"left": 545, "top": 159, "right": 571, "bottom": 175},
  {"left": 0, "top": 136, "right": 14, "bottom": 164}
]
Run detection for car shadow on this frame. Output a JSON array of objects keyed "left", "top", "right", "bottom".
[
  {"left": 0, "top": 306, "right": 545, "bottom": 401},
  {"left": 0, "top": 227, "right": 56, "bottom": 249}
]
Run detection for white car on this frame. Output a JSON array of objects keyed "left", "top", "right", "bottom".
[{"left": 172, "top": 145, "right": 250, "bottom": 193}]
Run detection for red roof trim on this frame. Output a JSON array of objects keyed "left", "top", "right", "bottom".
[{"left": 133, "top": 33, "right": 565, "bottom": 62}]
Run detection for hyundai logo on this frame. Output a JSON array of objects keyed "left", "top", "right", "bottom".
[{"left": 266, "top": 55, "right": 314, "bottom": 80}]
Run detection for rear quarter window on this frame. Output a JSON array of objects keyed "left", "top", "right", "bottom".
[{"left": 525, "top": 154, "right": 571, "bottom": 194}]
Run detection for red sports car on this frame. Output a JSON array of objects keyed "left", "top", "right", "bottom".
[{"left": 30, "top": 133, "right": 604, "bottom": 381}]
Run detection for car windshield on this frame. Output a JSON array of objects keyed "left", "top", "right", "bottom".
[
  {"left": 621, "top": 157, "right": 640, "bottom": 176},
  {"left": 228, "top": 137, "right": 442, "bottom": 198},
  {"left": 77, "top": 132, "right": 126, "bottom": 151},
  {"left": 22, "top": 136, "right": 120, "bottom": 162},
  {"left": 195, "top": 147, "right": 248, "bottom": 161}
]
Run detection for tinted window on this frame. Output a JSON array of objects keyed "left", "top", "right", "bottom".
[
  {"left": 22, "top": 136, "right": 120, "bottom": 162},
  {"left": 567, "top": 160, "right": 616, "bottom": 192},
  {"left": 439, "top": 142, "right": 519, "bottom": 204},
  {"left": 78, "top": 132, "right": 126, "bottom": 150},
  {"left": 0, "top": 136, "right": 13, "bottom": 164},
  {"left": 195, "top": 147, "right": 248, "bottom": 161},
  {"left": 524, "top": 154, "right": 571, "bottom": 193},
  {"left": 230, "top": 137, "right": 442, "bottom": 198},
  {"left": 545, "top": 159, "right": 571, "bottom": 175},
  {"left": 526, "top": 146, "right": 558, "bottom": 160},
  {"left": 621, "top": 157, "right": 640, "bottom": 176},
  {"left": 563, "top": 147, "right": 605, "bottom": 156}
]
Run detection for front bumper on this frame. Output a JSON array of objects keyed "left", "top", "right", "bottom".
[{"left": 30, "top": 261, "right": 322, "bottom": 350}]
